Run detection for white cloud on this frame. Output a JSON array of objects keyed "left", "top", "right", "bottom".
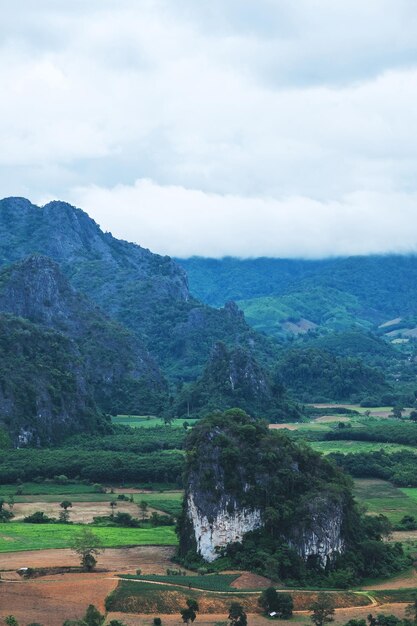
[
  {"left": 69, "top": 179, "right": 417, "bottom": 258},
  {"left": 2, "top": 1, "right": 417, "bottom": 256}
]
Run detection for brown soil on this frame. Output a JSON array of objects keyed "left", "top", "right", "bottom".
[
  {"left": 390, "top": 530, "right": 417, "bottom": 542},
  {"left": 12, "top": 500, "right": 142, "bottom": 523},
  {"left": 230, "top": 572, "right": 273, "bottom": 589},
  {"left": 269, "top": 424, "right": 298, "bottom": 430},
  {"left": 105, "top": 603, "right": 410, "bottom": 626},
  {"left": 0, "top": 545, "right": 176, "bottom": 572},
  {"left": 0, "top": 573, "right": 117, "bottom": 626}
]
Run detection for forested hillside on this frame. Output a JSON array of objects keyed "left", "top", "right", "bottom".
[{"left": 178, "top": 255, "right": 417, "bottom": 336}]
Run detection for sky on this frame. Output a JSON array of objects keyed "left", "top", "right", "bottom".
[{"left": 2, "top": 0, "right": 417, "bottom": 258}]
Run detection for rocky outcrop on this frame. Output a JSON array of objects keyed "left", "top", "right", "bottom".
[
  {"left": 0, "top": 255, "right": 168, "bottom": 418},
  {"left": 186, "top": 492, "right": 262, "bottom": 562},
  {"left": 0, "top": 198, "right": 282, "bottom": 389},
  {"left": 178, "top": 410, "right": 352, "bottom": 569},
  {"left": 175, "top": 342, "right": 300, "bottom": 420},
  {"left": 0, "top": 314, "right": 99, "bottom": 446}
]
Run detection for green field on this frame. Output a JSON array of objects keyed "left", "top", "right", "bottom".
[
  {"left": 0, "top": 482, "right": 100, "bottom": 497},
  {"left": 120, "top": 573, "right": 241, "bottom": 591},
  {"left": 133, "top": 491, "right": 183, "bottom": 517},
  {"left": 354, "top": 479, "right": 417, "bottom": 525},
  {"left": 0, "top": 523, "right": 177, "bottom": 552},
  {"left": 310, "top": 440, "right": 417, "bottom": 455},
  {"left": 112, "top": 415, "right": 197, "bottom": 428}
]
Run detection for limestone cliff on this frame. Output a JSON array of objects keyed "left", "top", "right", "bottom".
[{"left": 178, "top": 410, "right": 353, "bottom": 570}]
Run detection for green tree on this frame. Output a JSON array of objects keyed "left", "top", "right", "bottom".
[
  {"left": 59, "top": 500, "right": 73, "bottom": 523},
  {"left": 228, "top": 602, "right": 247, "bottom": 626},
  {"left": 84, "top": 604, "right": 105, "bottom": 626},
  {"left": 405, "top": 594, "right": 417, "bottom": 624},
  {"left": 259, "top": 587, "right": 279, "bottom": 614},
  {"left": 70, "top": 528, "right": 103, "bottom": 571},
  {"left": 310, "top": 593, "right": 335, "bottom": 626},
  {"left": 5, "top": 617, "right": 19, "bottom": 626},
  {"left": 259, "top": 588, "right": 293, "bottom": 619},
  {"left": 180, "top": 599, "right": 199, "bottom": 624},
  {"left": 138, "top": 500, "right": 149, "bottom": 521}
]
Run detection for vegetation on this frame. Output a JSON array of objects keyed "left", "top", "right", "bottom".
[
  {"left": 70, "top": 527, "right": 104, "bottom": 571},
  {"left": 0, "top": 522, "right": 177, "bottom": 552},
  {"left": 178, "top": 410, "right": 409, "bottom": 587}
]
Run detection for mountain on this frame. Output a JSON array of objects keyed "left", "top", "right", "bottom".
[
  {"left": 0, "top": 313, "right": 101, "bottom": 446},
  {"left": 175, "top": 341, "right": 300, "bottom": 420},
  {"left": 0, "top": 198, "right": 277, "bottom": 383},
  {"left": 177, "top": 255, "right": 417, "bottom": 338},
  {"left": 0, "top": 255, "right": 168, "bottom": 416}
]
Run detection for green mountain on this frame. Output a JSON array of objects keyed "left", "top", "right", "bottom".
[
  {"left": 177, "top": 255, "right": 417, "bottom": 337},
  {"left": 0, "top": 254, "right": 169, "bottom": 415},
  {"left": 0, "top": 198, "right": 276, "bottom": 384},
  {"left": 0, "top": 314, "right": 101, "bottom": 446},
  {"left": 174, "top": 342, "right": 300, "bottom": 421}
]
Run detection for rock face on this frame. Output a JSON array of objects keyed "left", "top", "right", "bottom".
[
  {"left": 0, "top": 198, "right": 280, "bottom": 387},
  {"left": 186, "top": 492, "right": 262, "bottom": 562},
  {"left": 0, "top": 255, "right": 168, "bottom": 437},
  {"left": 178, "top": 410, "right": 352, "bottom": 569},
  {"left": 175, "top": 341, "right": 300, "bottom": 420},
  {"left": 0, "top": 314, "right": 99, "bottom": 446}
]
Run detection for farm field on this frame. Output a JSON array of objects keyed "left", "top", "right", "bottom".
[
  {"left": 0, "top": 522, "right": 177, "bottom": 552},
  {"left": 353, "top": 479, "right": 417, "bottom": 525},
  {"left": 134, "top": 491, "right": 183, "bottom": 517},
  {"left": 310, "top": 440, "right": 417, "bottom": 455},
  {"left": 112, "top": 415, "right": 197, "bottom": 428}
]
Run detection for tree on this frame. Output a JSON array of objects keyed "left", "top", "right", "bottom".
[
  {"left": 139, "top": 500, "right": 149, "bottom": 521},
  {"left": 110, "top": 500, "right": 117, "bottom": 517},
  {"left": 5, "top": 617, "right": 19, "bottom": 626},
  {"left": 310, "top": 593, "right": 335, "bottom": 626},
  {"left": 406, "top": 594, "right": 417, "bottom": 624},
  {"left": 180, "top": 599, "right": 199, "bottom": 624},
  {"left": 259, "top": 587, "right": 279, "bottom": 614},
  {"left": 259, "top": 588, "right": 293, "bottom": 619},
  {"left": 84, "top": 604, "right": 105, "bottom": 626},
  {"left": 59, "top": 500, "right": 73, "bottom": 523},
  {"left": 228, "top": 602, "right": 247, "bottom": 626},
  {"left": 70, "top": 528, "right": 104, "bottom": 571}
]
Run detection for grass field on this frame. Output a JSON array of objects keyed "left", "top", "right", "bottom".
[
  {"left": 310, "top": 441, "right": 417, "bottom": 455},
  {"left": 120, "top": 573, "right": 241, "bottom": 591},
  {"left": 0, "top": 523, "right": 177, "bottom": 552},
  {"left": 133, "top": 491, "right": 183, "bottom": 517},
  {"left": 112, "top": 415, "right": 197, "bottom": 428},
  {"left": 0, "top": 482, "right": 101, "bottom": 497},
  {"left": 354, "top": 479, "right": 417, "bottom": 525}
]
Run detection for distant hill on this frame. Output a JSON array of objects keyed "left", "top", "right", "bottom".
[{"left": 177, "top": 255, "right": 417, "bottom": 339}]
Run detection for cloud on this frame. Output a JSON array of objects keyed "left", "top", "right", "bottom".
[
  {"left": 2, "top": 2, "right": 417, "bottom": 257},
  {"left": 69, "top": 179, "right": 417, "bottom": 258}
]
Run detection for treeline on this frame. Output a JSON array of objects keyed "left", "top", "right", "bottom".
[
  {"left": 326, "top": 421, "right": 417, "bottom": 447},
  {"left": 64, "top": 426, "right": 186, "bottom": 453},
  {"left": 0, "top": 448, "right": 184, "bottom": 484},
  {"left": 329, "top": 450, "right": 417, "bottom": 487},
  {"left": 276, "top": 347, "right": 390, "bottom": 403}
]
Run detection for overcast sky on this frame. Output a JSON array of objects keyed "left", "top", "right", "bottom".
[{"left": 2, "top": 1, "right": 417, "bottom": 258}]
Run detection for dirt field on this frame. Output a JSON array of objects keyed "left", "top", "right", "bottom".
[
  {"left": 269, "top": 423, "right": 298, "bottom": 430},
  {"left": 0, "top": 545, "right": 176, "bottom": 572},
  {"left": 0, "top": 572, "right": 117, "bottom": 625},
  {"left": 105, "top": 604, "right": 410, "bottom": 626},
  {"left": 230, "top": 572, "right": 272, "bottom": 589},
  {"left": 12, "top": 500, "right": 143, "bottom": 523},
  {"left": 362, "top": 568, "right": 417, "bottom": 590}
]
